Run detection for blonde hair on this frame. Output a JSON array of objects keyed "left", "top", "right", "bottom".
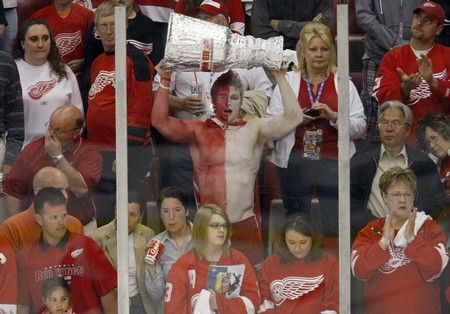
[
  {"left": 295, "top": 22, "right": 337, "bottom": 75},
  {"left": 95, "top": 1, "right": 116, "bottom": 26},
  {"left": 379, "top": 166, "right": 417, "bottom": 195},
  {"left": 192, "top": 204, "right": 232, "bottom": 259}
]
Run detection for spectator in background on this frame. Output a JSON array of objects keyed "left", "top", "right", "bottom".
[
  {"left": 3, "top": 105, "right": 100, "bottom": 232},
  {"left": 258, "top": 213, "right": 339, "bottom": 313},
  {"left": 145, "top": 186, "right": 193, "bottom": 314},
  {"left": 0, "top": 0, "right": 17, "bottom": 53},
  {"left": 266, "top": 22, "right": 366, "bottom": 236},
  {"left": 0, "top": 234, "right": 17, "bottom": 314},
  {"left": 356, "top": 0, "right": 423, "bottom": 145},
  {"left": 17, "top": 187, "right": 118, "bottom": 314},
  {"left": 32, "top": 0, "right": 94, "bottom": 77},
  {"left": 0, "top": 50, "right": 24, "bottom": 177},
  {"left": 11, "top": 19, "right": 83, "bottom": 147},
  {"left": 91, "top": 190, "right": 155, "bottom": 314},
  {"left": 352, "top": 166, "right": 448, "bottom": 314},
  {"left": 0, "top": 167, "right": 84, "bottom": 253},
  {"left": 88, "top": 1, "right": 154, "bottom": 226},
  {"left": 351, "top": 101, "right": 447, "bottom": 234},
  {"left": 251, "top": 0, "right": 331, "bottom": 50},
  {"left": 373, "top": 1, "right": 450, "bottom": 147},
  {"left": 164, "top": 204, "right": 261, "bottom": 313},
  {"left": 176, "top": 0, "right": 245, "bottom": 35}
]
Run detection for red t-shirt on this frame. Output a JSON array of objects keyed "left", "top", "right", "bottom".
[
  {"left": 259, "top": 253, "right": 339, "bottom": 313},
  {"left": 0, "top": 235, "right": 17, "bottom": 309},
  {"left": 293, "top": 74, "right": 339, "bottom": 159},
  {"left": 3, "top": 137, "right": 101, "bottom": 225},
  {"left": 17, "top": 232, "right": 117, "bottom": 314},
  {"left": 32, "top": 4, "right": 94, "bottom": 65}
]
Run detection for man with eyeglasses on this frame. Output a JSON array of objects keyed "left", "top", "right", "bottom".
[
  {"left": 3, "top": 105, "right": 102, "bottom": 234},
  {"left": 350, "top": 100, "right": 447, "bottom": 234},
  {"left": 373, "top": 1, "right": 450, "bottom": 147}
]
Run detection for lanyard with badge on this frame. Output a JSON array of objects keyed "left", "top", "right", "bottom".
[{"left": 302, "top": 78, "right": 325, "bottom": 160}]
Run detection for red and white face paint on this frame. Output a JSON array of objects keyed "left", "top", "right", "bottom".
[{"left": 213, "top": 85, "right": 241, "bottom": 123}]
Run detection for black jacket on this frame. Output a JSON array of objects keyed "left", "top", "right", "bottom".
[{"left": 350, "top": 144, "right": 448, "bottom": 232}]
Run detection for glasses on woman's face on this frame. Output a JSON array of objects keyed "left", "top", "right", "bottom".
[
  {"left": 386, "top": 192, "right": 414, "bottom": 201},
  {"left": 208, "top": 223, "right": 228, "bottom": 230}
]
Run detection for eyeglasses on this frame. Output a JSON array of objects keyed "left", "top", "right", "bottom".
[
  {"left": 413, "top": 13, "right": 436, "bottom": 26},
  {"left": 378, "top": 121, "right": 407, "bottom": 129},
  {"left": 45, "top": 122, "right": 80, "bottom": 136},
  {"left": 386, "top": 192, "right": 414, "bottom": 200},
  {"left": 208, "top": 223, "right": 228, "bottom": 230}
]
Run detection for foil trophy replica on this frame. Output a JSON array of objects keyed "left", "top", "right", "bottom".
[{"left": 160, "top": 13, "right": 291, "bottom": 72}]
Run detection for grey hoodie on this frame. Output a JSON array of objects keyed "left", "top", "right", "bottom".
[{"left": 355, "top": 0, "right": 424, "bottom": 65}]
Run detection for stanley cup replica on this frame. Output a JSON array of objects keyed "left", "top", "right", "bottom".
[{"left": 160, "top": 13, "right": 288, "bottom": 72}]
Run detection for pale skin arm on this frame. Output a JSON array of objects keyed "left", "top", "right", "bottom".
[
  {"left": 45, "top": 131, "right": 88, "bottom": 198},
  {"left": 169, "top": 94, "right": 205, "bottom": 115},
  {"left": 100, "top": 289, "right": 118, "bottom": 314},
  {"left": 258, "top": 70, "right": 303, "bottom": 141},
  {"left": 66, "top": 58, "right": 84, "bottom": 76},
  {"left": 396, "top": 67, "right": 422, "bottom": 99}
]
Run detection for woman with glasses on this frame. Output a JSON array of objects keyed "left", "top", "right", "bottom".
[
  {"left": 266, "top": 22, "right": 366, "bottom": 236},
  {"left": 352, "top": 166, "right": 448, "bottom": 314},
  {"left": 11, "top": 19, "right": 83, "bottom": 147},
  {"left": 258, "top": 213, "right": 338, "bottom": 313},
  {"left": 164, "top": 203, "right": 260, "bottom": 313}
]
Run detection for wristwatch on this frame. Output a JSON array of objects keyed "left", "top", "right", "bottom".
[{"left": 52, "top": 153, "right": 64, "bottom": 164}]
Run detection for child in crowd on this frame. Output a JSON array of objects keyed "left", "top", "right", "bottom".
[{"left": 41, "top": 277, "right": 74, "bottom": 314}]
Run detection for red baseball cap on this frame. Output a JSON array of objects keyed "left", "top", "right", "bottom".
[
  {"left": 413, "top": 1, "right": 445, "bottom": 25},
  {"left": 199, "top": 0, "right": 229, "bottom": 19}
]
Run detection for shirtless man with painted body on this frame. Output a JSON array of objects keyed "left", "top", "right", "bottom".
[{"left": 152, "top": 66, "right": 302, "bottom": 264}]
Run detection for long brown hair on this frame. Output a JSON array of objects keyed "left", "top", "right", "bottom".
[{"left": 12, "top": 19, "right": 68, "bottom": 81}]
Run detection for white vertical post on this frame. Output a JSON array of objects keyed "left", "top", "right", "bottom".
[
  {"left": 336, "top": 4, "right": 351, "bottom": 313},
  {"left": 115, "top": 6, "right": 129, "bottom": 314}
]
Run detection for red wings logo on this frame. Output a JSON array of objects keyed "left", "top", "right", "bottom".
[
  {"left": 27, "top": 79, "right": 57, "bottom": 100},
  {"left": 270, "top": 275, "right": 324, "bottom": 306},
  {"left": 55, "top": 30, "right": 82, "bottom": 57},
  {"left": 89, "top": 70, "right": 115, "bottom": 99}
]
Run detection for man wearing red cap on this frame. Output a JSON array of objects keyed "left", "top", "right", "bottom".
[{"left": 373, "top": 1, "right": 450, "bottom": 147}]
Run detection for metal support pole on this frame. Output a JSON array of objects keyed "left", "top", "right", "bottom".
[
  {"left": 115, "top": 6, "right": 129, "bottom": 314},
  {"left": 336, "top": 4, "right": 351, "bottom": 313}
]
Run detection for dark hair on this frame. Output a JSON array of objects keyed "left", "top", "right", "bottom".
[
  {"left": 210, "top": 70, "right": 243, "bottom": 105},
  {"left": 41, "top": 277, "right": 70, "bottom": 300},
  {"left": 415, "top": 112, "right": 450, "bottom": 152},
  {"left": 128, "top": 189, "right": 145, "bottom": 213},
  {"left": 275, "top": 213, "right": 324, "bottom": 263},
  {"left": 12, "top": 19, "right": 68, "bottom": 81},
  {"left": 34, "top": 187, "right": 67, "bottom": 215},
  {"left": 157, "top": 186, "right": 189, "bottom": 211}
]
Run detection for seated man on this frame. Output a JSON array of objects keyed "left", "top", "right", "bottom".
[
  {"left": 3, "top": 105, "right": 101, "bottom": 232},
  {"left": 351, "top": 100, "right": 448, "bottom": 233},
  {"left": 17, "top": 187, "right": 117, "bottom": 314},
  {"left": 152, "top": 67, "right": 302, "bottom": 265},
  {"left": 0, "top": 167, "right": 83, "bottom": 253}
]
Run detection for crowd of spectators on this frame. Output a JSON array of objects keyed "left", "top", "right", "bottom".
[{"left": 0, "top": 0, "right": 449, "bottom": 313}]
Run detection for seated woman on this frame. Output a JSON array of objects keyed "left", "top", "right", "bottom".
[
  {"left": 258, "top": 213, "right": 338, "bottom": 313},
  {"left": 90, "top": 190, "right": 155, "bottom": 314},
  {"left": 164, "top": 203, "right": 261, "bottom": 313},
  {"left": 352, "top": 166, "right": 448, "bottom": 314},
  {"left": 145, "top": 186, "right": 193, "bottom": 313}
]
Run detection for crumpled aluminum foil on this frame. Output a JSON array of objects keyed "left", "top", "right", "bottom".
[{"left": 160, "top": 13, "right": 287, "bottom": 72}]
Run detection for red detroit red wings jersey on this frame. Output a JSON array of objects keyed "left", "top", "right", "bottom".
[
  {"left": 32, "top": 4, "right": 94, "bottom": 64},
  {"left": 259, "top": 254, "right": 339, "bottom": 313}
]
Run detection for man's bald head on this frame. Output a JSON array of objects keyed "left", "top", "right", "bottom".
[
  {"left": 50, "top": 105, "right": 84, "bottom": 130},
  {"left": 32, "top": 167, "right": 69, "bottom": 195}
]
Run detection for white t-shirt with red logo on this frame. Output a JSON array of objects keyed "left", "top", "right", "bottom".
[{"left": 15, "top": 59, "right": 83, "bottom": 147}]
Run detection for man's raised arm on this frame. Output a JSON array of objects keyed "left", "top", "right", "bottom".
[
  {"left": 151, "top": 65, "right": 196, "bottom": 144},
  {"left": 258, "top": 70, "right": 302, "bottom": 141}
]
